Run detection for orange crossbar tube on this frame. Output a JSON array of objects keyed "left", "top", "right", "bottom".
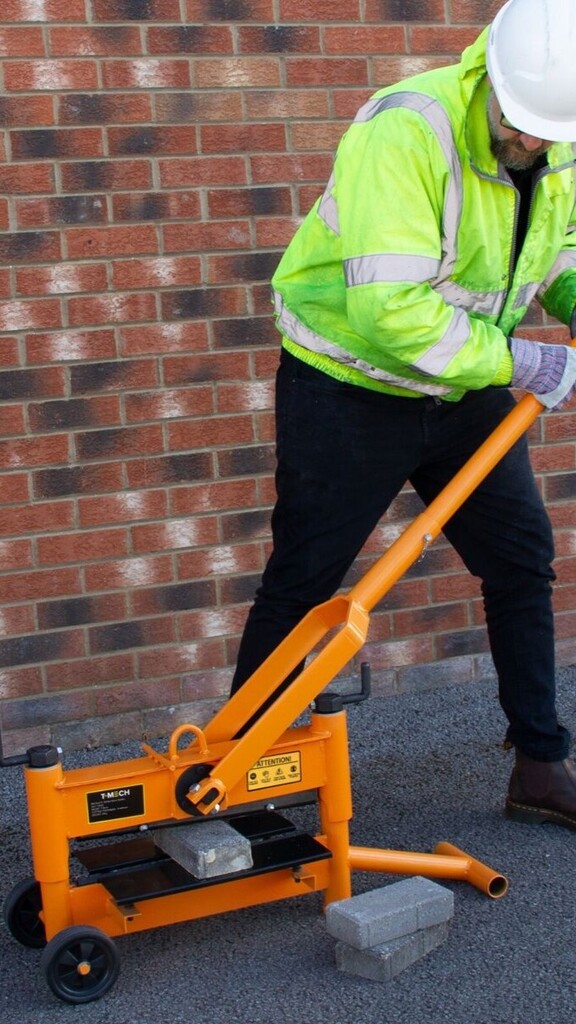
[
  {"left": 191, "top": 391, "right": 546, "bottom": 814},
  {"left": 348, "top": 843, "right": 508, "bottom": 899}
]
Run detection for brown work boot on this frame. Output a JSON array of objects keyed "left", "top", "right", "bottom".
[{"left": 506, "top": 751, "right": 576, "bottom": 830}]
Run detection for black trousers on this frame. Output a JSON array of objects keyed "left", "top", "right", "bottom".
[{"left": 232, "top": 349, "right": 570, "bottom": 761}]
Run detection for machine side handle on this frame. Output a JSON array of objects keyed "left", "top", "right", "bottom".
[{"left": 313, "top": 662, "right": 371, "bottom": 714}]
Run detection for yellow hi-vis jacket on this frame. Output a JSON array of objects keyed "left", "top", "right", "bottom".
[{"left": 272, "top": 28, "right": 576, "bottom": 401}]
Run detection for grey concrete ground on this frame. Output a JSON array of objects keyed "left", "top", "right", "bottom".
[{"left": 2, "top": 669, "right": 576, "bottom": 1024}]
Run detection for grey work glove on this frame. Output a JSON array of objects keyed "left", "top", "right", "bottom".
[{"left": 510, "top": 337, "right": 576, "bottom": 409}]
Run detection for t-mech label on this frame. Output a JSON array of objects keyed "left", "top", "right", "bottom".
[
  {"left": 247, "top": 751, "right": 302, "bottom": 792},
  {"left": 86, "top": 784, "right": 145, "bottom": 824}
]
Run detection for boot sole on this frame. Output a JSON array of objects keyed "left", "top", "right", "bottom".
[{"left": 506, "top": 797, "right": 576, "bottom": 831}]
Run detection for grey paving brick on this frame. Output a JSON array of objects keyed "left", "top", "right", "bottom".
[
  {"left": 325, "top": 877, "right": 454, "bottom": 949},
  {"left": 152, "top": 820, "right": 253, "bottom": 878},
  {"left": 335, "top": 920, "right": 451, "bottom": 982}
]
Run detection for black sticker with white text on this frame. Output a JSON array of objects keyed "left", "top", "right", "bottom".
[{"left": 86, "top": 784, "right": 145, "bottom": 824}]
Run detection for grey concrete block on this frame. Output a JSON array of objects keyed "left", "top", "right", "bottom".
[
  {"left": 335, "top": 919, "right": 450, "bottom": 982},
  {"left": 152, "top": 821, "right": 253, "bottom": 878},
  {"left": 325, "top": 877, "right": 454, "bottom": 950}
]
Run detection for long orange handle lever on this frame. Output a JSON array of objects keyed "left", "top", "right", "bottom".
[{"left": 190, "top": 386, "right": 552, "bottom": 814}]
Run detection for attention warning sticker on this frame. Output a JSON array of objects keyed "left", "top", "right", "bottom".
[{"left": 247, "top": 750, "right": 302, "bottom": 792}]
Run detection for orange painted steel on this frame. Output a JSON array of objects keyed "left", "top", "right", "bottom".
[
  {"left": 18, "top": 388, "right": 556, "bottom": 983},
  {"left": 190, "top": 391, "right": 546, "bottom": 816}
]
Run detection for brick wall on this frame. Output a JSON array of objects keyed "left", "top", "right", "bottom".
[{"left": 1, "top": 0, "right": 576, "bottom": 755}]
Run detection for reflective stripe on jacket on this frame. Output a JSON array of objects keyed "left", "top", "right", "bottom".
[{"left": 272, "top": 27, "right": 576, "bottom": 401}]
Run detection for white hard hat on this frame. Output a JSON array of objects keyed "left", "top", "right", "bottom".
[{"left": 486, "top": 0, "right": 576, "bottom": 142}]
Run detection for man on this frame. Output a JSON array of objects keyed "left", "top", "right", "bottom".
[{"left": 231, "top": 0, "right": 576, "bottom": 830}]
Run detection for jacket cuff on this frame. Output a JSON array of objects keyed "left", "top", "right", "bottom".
[{"left": 492, "top": 346, "right": 514, "bottom": 385}]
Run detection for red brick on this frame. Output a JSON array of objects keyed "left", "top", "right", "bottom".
[
  {"left": 530, "top": 443, "right": 576, "bottom": 473},
  {"left": 177, "top": 542, "right": 263, "bottom": 581},
  {"left": 0, "top": 94, "right": 55, "bottom": 128},
  {"left": 124, "top": 386, "right": 214, "bottom": 424},
  {"left": 155, "top": 90, "right": 242, "bottom": 123},
  {"left": 11, "top": 128, "right": 104, "bottom": 161},
  {"left": 49, "top": 26, "right": 143, "bottom": 56},
  {"left": 0, "top": 539, "right": 33, "bottom": 573},
  {"left": 131, "top": 515, "right": 219, "bottom": 555},
  {"left": 251, "top": 152, "right": 333, "bottom": 184},
  {"left": 138, "top": 640, "right": 227, "bottom": 680},
  {"left": 0, "top": 26, "right": 46, "bottom": 57},
  {"left": 67, "top": 292, "right": 157, "bottom": 326},
  {"left": 125, "top": 451, "right": 213, "bottom": 490},
  {"left": 324, "top": 26, "right": 406, "bottom": 54},
  {"left": 286, "top": 58, "right": 369, "bottom": 87},
  {"left": 195, "top": 58, "right": 281, "bottom": 89},
  {"left": 93, "top": 0, "right": 180, "bottom": 18},
  {"left": 0, "top": 163, "right": 54, "bottom": 195},
  {"left": 186, "top": 0, "right": 274, "bottom": 18},
  {"left": 201, "top": 122, "right": 286, "bottom": 155},
  {"left": 111, "top": 190, "right": 201, "bottom": 223},
  {"left": 239, "top": 25, "right": 320, "bottom": 53},
  {"left": 4, "top": 60, "right": 99, "bottom": 92},
  {"left": 163, "top": 220, "right": 251, "bottom": 253},
  {"left": 296, "top": 184, "right": 324, "bottom": 215},
  {"left": 290, "top": 120, "right": 347, "bottom": 152},
  {"left": 120, "top": 322, "right": 209, "bottom": 356},
  {"left": 3, "top": 0, "right": 71, "bottom": 14},
  {"left": 0, "top": 434, "right": 70, "bottom": 471},
  {"left": 246, "top": 89, "right": 330, "bottom": 121},
  {"left": 84, "top": 555, "right": 174, "bottom": 593},
  {"left": 450, "top": 0, "right": 502, "bottom": 22},
  {"left": 392, "top": 602, "right": 469, "bottom": 639},
  {"left": 0, "top": 366, "right": 66, "bottom": 403},
  {"left": 60, "top": 159, "right": 152, "bottom": 192},
  {"left": 168, "top": 415, "right": 256, "bottom": 452},
  {"left": 217, "top": 381, "right": 274, "bottom": 413},
  {"left": 0, "top": 405, "right": 25, "bottom": 436},
  {"left": 94, "top": 677, "right": 181, "bottom": 716},
  {"left": 0, "top": 473, "right": 30, "bottom": 504},
  {"left": 102, "top": 59, "right": 191, "bottom": 89},
  {"left": 78, "top": 489, "right": 168, "bottom": 528},
  {"left": 108, "top": 125, "right": 198, "bottom": 157},
  {"left": 409, "top": 26, "right": 481, "bottom": 55},
  {"left": 45, "top": 652, "right": 135, "bottom": 691},
  {"left": 37, "top": 528, "right": 129, "bottom": 566},
  {"left": 15, "top": 194, "right": 108, "bottom": 228},
  {"left": 59, "top": 92, "right": 152, "bottom": 125},
  {"left": 148, "top": 25, "right": 233, "bottom": 53},
  {"left": 0, "top": 298, "right": 62, "bottom": 332},
  {"left": 0, "top": 499, "right": 74, "bottom": 538},
  {"left": 75, "top": 423, "right": 164, "bottom": 462},
  {"left": 280, "top": 0, "right": 360, "bottom": 17},
  {"left": 171, "top": 479, "right": 258, "bottom": 515},
  {"left": 66, "top": 224, "right": 158, "bottom": 260},
  {"left": 0, "top": 200, "right": 9, "bottom": 232},
  {"left": 26, "top": 329, "right": 117, "bottom": 365},
  {"left": 160, "top": 156, "right": 247, "bottom": 188},
  {"left": 163, "top": 351, "right": 251, "bottom": 387},
  {"left": 37, "top": 593, "right": 128, "bottom": 631},
  {"left": 2, "top": 567, "right": 82, "bottom": 603},
  {"left": 16, "top": 262, "right": 107, "bottom": 296},
  {"left": 179, "top": 605, "right": 248, "bottom": 641},
  {"left": 112, "top": 255, "right": 202, "bottom": 291},
  {"left": 0, "top": 666, "right": 43, "bottom": 700},
  {"left": 365, "top": 0, "right": 446, "bottom": 19},
  {"left": 255, "top": 216, "right": 305, "bottom": 247}
]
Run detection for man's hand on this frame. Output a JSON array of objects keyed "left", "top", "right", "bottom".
[{"left": 510, "top": 337, "right": 576, "bottom": 409}]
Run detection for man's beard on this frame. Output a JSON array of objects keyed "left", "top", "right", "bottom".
[{"left": 489, "top": 132, "right": 549, "bottom": 171}]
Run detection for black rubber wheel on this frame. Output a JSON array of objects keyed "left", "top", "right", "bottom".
[
  {"left": 3, "top": 877, "right": 46, "bottom": 949},
  {"left": 40, "top": 925, "right": 120, "bottom": 1004}
]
